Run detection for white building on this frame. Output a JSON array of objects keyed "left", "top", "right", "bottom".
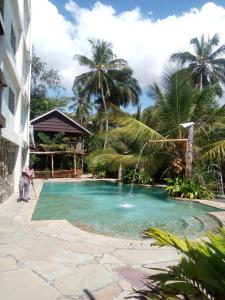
[{"left": 0, "top": 0, "right": 31, "bottom": 203}]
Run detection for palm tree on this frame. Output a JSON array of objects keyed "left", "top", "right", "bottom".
[
  {"left": 73, "top": 39, "right": 140, "bottom": 149},
  {"left": 150, "top": 67, "right": 195, "bottom": 138},
  {"left": 87, "top": 107, "right": 166, "bottom": 178},
  {"left": 69, "top": 85, "right": 93, "bottom": 124},
  {"left": 170, "top": 33, "right": 225, "bottom": 91},
  {"left": 89, "top": 66, "right": 225, "bottom": 180},
  {"left": 101, "top": 67, "right": 141, "bottom": 107},
  {"left": 90, "top": 67, "right": 222, "bottom": 178}
]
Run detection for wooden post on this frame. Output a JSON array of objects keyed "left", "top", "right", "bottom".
[
  {"left": 51, "top": 153, "right": 54, "bottom": 178},
  {"left": 81, "top": 138, "right": 85, "bottom": 175},
  {"left": 81, "top": 154, "right": 84, "bottom": 175},
  {"left": 73, "top": 152, "right": 77, "bottom": 176}
]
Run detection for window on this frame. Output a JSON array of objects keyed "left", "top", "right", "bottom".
[
  {"left": 21, "top": 102, "right": 28, "bottom": 130},
  {"left": 8, "top": 87, "right": 15, "bottom": 114},
  {"left": 10, "top": 24, "right": 16, "bottom": 55}
]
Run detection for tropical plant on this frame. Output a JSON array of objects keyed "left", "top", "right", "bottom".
[
  {"left": 43, "top": 167, "right": 51, "bottom": 179},
  {"left": 105, "top": 67, "right": 225, "bottom": 177},
  {"left": 83, "top": 38, "right": 225, "bottom": 181},
  {"left": 86, "top": 107, "right": 167, "bottom": 179},
  {"left": 69, "top": 83, "right": 94, "bottom": 124},
  {"left": 122, "top": 167, "right": 152, "bottom": 184},
  {"left": 73, "top": 39, "right": 140, "bottom": 149},
  {"left": 37, "top": 132, "right": 70, "bottom": 151},
  {"left": 170, "top": 33, "right": 225, "bottom": 91},
  {"left": 95, "top": 67, "right": 141, "bottom": 108},
  {"left": 91, "top": 68, "right": 198, "bottom": 177},
  {"left": 150, "top": 67, "right": 195, "bottom": 138},
  {"left": 133, "top": 227, "right": 225, "bottom": 300},
  {"left": 164, "top": 177, "right": 214, "bottom": 199}
]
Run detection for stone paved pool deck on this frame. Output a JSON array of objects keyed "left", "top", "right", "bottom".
[{"left": 0, "top": 179, "right": 225, "bottom": 300}]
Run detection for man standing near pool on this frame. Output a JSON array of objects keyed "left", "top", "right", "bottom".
[{"left": 18, "top": 163, "right": 35, "bottom": 202}]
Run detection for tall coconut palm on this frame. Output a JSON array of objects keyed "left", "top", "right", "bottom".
[
  {"left": 170, "top": 33, "right": 225, "bottom": 91},
  {"left": 102, "top": 67, "right": 141, "bottom": 107},
  {"left": 73, "top": 39, "right": 139, "bottom": 149},
  {"left": 69, "top": 84, "right": 93, "bottom": 124}
]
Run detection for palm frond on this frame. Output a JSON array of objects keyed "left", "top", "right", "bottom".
[
  {"left": 206, "top": 33, "right": 220, "bottom": 56},
  {"left": 210, "top": 44, "right": 225, "bottom": 60},
  {"left": 199, "top": 139, "right": 225, "bottom": 162},
  {"left": 73, "top": 55, "right": 95, "bottom": 69},
  {"left": 151, "top": 66, "right": 195, "bottom": 137},
  {"left": 170, "top": 52, "right": 196, "bottom": 65},
  {"left": 190, "top": 36, "right": 202, "bottom": 57},
  {"left": 110, "top": 107, "right": 164, "bottom": 146}
]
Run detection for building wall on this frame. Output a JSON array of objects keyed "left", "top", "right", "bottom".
[{"left": 0, "top": 0, "right": 31, "bottom": 203}]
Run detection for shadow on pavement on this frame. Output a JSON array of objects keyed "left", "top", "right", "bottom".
[{"left": 84, "top": 289, "right": 96, "bottom": 300}]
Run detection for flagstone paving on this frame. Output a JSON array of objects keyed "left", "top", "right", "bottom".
[{"left": 0, "top": 179, "right": 224, "bottom": 300}]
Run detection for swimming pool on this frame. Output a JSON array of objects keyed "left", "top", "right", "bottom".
[{"left": 32, "top": 181, "right": 221, "bottom": 238}]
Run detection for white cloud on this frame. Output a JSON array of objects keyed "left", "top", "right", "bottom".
[{"left": 31, "top": 0, "right": 225, "bottom": 101}]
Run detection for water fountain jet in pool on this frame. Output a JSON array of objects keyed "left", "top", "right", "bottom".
[
  {"left": 119, "top": 202, "right": 134, "bottom": 208},
  {"left": 204, "top": 164, "right": 224, "bottom": 196}
]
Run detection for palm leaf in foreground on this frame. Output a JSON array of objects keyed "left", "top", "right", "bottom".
[{"left": 132, "top": 228, "right": 225, "bottom": 300}]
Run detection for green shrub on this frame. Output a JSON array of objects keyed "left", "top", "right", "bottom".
[
  {"left": 122, "top": 168, "right": 152, "bottom": 184},
  {"left": 89, "top": 161, "right": 106, "bottom": 178},
  {"left": 133, "top": 227, "right": 225, "bottom": 300},
  {"left": 165, "top": 177, "right": 214, "bottom": 199},
  {"left": 43, "top": 167, "right": 51, "bottom": 179}
]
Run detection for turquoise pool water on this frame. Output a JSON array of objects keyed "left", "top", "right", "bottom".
[{"left": 32, "top": 181, "right": 221, "bottom": 238}]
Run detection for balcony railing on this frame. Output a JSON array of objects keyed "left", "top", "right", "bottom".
[{"left": 30, "top": 142, "right": 85, "bottom": 154}]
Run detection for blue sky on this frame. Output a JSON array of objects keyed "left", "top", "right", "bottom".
[
  {"left": 51, "top": 0, "right": 225, "bottom": 19},
  {"left": 32, "top": 0, "right": 225, "bottom": 111}
]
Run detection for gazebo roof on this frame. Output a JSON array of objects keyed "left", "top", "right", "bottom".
[{"left": 30, "top": 109, "right": 92, "bottom": 136}]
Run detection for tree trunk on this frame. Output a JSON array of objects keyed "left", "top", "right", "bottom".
[
  {"left": 101, "top": 85, "right": 108, "bottom": 150},
  {"left": 199, "top": 72, "right": 203, "bottom": 91}
]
